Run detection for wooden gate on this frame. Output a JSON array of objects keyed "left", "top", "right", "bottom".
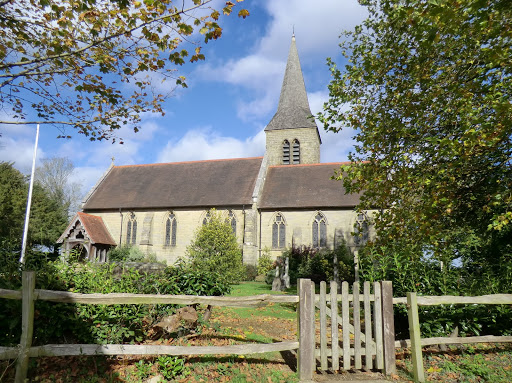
[{"left": 298, "top": 279, "right": 395, "bottom": 381}]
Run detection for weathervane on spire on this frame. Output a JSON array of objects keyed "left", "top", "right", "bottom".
[{"left": 292, "top": 25, "right": 295, "bottom": 38}]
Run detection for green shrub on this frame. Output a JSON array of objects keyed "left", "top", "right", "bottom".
[
  {"left": 107, "top": 245, "right": 148, "bottom": 263},
  {"left": 265, "top": 268, "right": 276, "bottom": 285},
  {"left": 284, "top": 242, "right": 354, "bottom": 284},
  {"left": 358, "top": 240, "right": 512, "bottom": 339},
  {"left": 0, "top": 250, "right": 231, "bottom": 346},
  {"left": 257, "top": 249, "right": 274, "bottom": 275},
  {"left": 244, "top": 264, "right": 258, "bottom": 281},
  {"left": 0, "top": 250, "right": 75, "bottom": 346},
  {"left": 186, "top": 209, "right": 245, "bottom": 284}
]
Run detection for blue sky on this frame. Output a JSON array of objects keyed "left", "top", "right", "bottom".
[{"left": 0, "top": 0, "right": 367, "bottom": 199}]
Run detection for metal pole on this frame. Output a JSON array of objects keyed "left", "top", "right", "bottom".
[{"left": 19, "top": 124, "right": 40, "bottom": 265}]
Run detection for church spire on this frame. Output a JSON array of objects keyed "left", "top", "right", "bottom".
[{"left": 265, "top": 35, "right": 318, "bottom": 132}]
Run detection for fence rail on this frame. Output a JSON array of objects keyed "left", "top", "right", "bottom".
[
  {"left": 0, "top": 288, "right": 299, "bottom": 306},
  {"left": 0, "top": 271, "right": 300, "bottom": 383},
  {"left": 404, "top": 291, "right": 512, "bottom": 383},
  {"left": 4, "top": 271, "right": 511, "bottom": 383}
]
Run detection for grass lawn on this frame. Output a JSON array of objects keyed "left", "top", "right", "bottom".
[{"left": 217, "top": 281, "right": 297, "bottom": 320}]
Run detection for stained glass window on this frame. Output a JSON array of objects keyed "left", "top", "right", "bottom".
[
  {"left": 228, "top": 211, "right": 236, "bottom": 236},
  {"left": 126, "top": 214, "right": 137, "bottom": 245},
  {"left": 126, "top": 221, "right": 131, "bottom": 244},
  {"left": 203, "top": 211, "right": 211, "bottom": 226},
  {"left": 165, "top": 213, "right": 177, "bottom": 246},
  {"left": 354, "top": 212, "right": 369, "bottom": 246},
  {"left": 272, "top": 213, "right": 286, "bottom": 248},
  {"left": 312, "top": 213, "right": 327, "bottom": 247}
]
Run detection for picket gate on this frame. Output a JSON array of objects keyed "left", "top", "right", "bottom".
[{"left": 297, "top": 279, "right": 395, "bottom": 381}]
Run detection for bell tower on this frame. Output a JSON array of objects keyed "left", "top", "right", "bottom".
[{"left": 264, "top": 35, "right": 321, "bottom": 166}]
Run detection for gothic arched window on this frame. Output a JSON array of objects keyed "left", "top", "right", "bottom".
[
  {"left": 126, "top": 213, "right": 137, "bottom": 245},
  {"left": 227, "top": 210, "right": 236, "bottom": 236},
  {"left": 272, "top": 213, "right": 286, "bottom": 249},
  {"left": 312, "top": 212, "right": 327, "bottom": 248},
  {"left": 282, "top": 140, "right": 290, "bottom": 164},
  {"left": 292, "top": 139, "right": 300, "bottom": 164},
  {"left": 165, "top": 213, "right": 177, "bottom": 246},
  {"left": 202, "top": 211, "right": 211, "bottom": 226},
  {"left": 354, "top": 212, "right": 369, "bottom": 246}
]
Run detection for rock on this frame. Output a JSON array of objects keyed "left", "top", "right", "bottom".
[
  {"left": 152, "top": 306, "right": 198, "bottom": 338},
  {"left": 144, "top": 374, "right": 163, "bottom": 383},
  {"left": 154, "top": 315, "right": 181, "bottom": 335},
  {"left": 177, "top": 306, "right": 198, "bottom": 328}
]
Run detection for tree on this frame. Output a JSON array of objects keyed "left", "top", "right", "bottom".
[
  {"left": 0, "top": 162, "right": 68, "bottom": 251},
  {"left": 186, "top": 209, "right": 244, "bottom": 283},
  {"left": 0, "top": 162, "right": 26, "bottom": 246},
  {"left": 0, "top": 0, "right": 249, "bottom": 141},
  {"left": 35, "top": 157, "right": 83, "bottom": 217},
  {"left": 321, "top": 0, "right": 511, "bottom": 291}
]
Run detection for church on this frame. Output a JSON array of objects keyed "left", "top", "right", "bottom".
[{"left": 58, "top": 36, "right": 371, "bottom": 265}]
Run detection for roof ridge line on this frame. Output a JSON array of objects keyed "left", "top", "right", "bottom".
[
  {"left": 114, "top": 156, "right": 264, "bottom": 168},
  {"left": 269, "top": 161, "right": 352, "bottom": 168}
]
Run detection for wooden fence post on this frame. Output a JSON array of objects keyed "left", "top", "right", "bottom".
[
  {"left": 407, "top": 292, "right": 425, "bottom": 383},
  {"left": 373, "top": 282, "right": 384, "bottom": 370},
  {"left": 353, "top": 281, "right": 362, "bottom": 370},
  {"left": 298, "top": 279, "right": 315, "bottom": 382},
  {"left": 319, "top": 281, "right": 327, "bottom": 371},
  {"left": 341, "top": 281, "right": 350, "bottom": 370},
  {"left": 330, "top": 281, "right": 339, "bottom": 372},
  {"left": 381, "top": 281, "right": 396, "bottom": 375},
  {"left": 15, "top": 271, "right": 36, "bottom": 383}
]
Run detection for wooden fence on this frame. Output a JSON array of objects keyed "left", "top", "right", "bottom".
[
  {"left": 6, "top": 271, "right": 509, "bottom": 383},
  {"left": 397, "top": 292, "right": 512, "bottom": 383},
  {"left": 297, "top": 279, "right": 395, "bottom": 382},
  {"left": 0, "top": 271, "right": 300, "bottom": 383}
]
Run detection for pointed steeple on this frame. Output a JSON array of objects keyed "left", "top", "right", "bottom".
[{"left": 265, "top": 35, "right": 318, "bottom": 132}]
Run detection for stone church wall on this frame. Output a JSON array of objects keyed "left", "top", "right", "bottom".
[
  {"left": 259, "top": 209, "right": 376, "bottom": 259},
  {"left": 90, "top": 208, "right": 375, "bottom": 266},
  {"left": 89, "top": 208, "right": 246, "bottom": 266}
]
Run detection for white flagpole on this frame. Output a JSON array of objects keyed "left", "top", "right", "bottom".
[{"left": 19, "top": 124, "right": 40, "bottom": 265}]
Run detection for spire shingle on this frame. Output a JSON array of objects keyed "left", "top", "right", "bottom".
[{"left": 265, "top": 36, "right": 317, "bottom": 131}]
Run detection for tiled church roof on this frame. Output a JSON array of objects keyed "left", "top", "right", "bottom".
[
  {"left": 259, "top": 163, "right": 361, "bottom": 209},
  {"left": 82, "top": 157, "right": 263, "bottom": 210},
  {"left": 57, "top": 212, "right": 116, "bottom": 245}
]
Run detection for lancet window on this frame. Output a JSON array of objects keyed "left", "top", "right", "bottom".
[
  {"left": 292, "top": 139, "right": 300, "bottom": 164},
  {"left": 126, "top": 213, "right": 137, "bottom": 245},
  {"left": 227, "top": 210, "right": 236, "bottom": 236},
  {"left": 354, "top": 212, "right": 369, "bottom": 246},
  {"left": 282, "top": 140, "right": 290, "bottom": 164},
  {"left": 165, "top": 213, "right": 177, "bottom": 246},
  {"left": 202, "top": 211, "right": 211, "bottom": 226},
  {"left": 312, "top": 212, "right": 327, "bottom": 248},
  {"left": 272, "top": 213, "right": 286, "bottom": 249}
]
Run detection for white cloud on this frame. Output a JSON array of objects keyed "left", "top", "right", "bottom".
[
  {"left": 0, "top": 122, "right": 46, "bottom": 174},
  {"left": 259, "top": 0, "right": 367, "bottom": 58},
  {"left": 70, "top": 165, "right": 109, "bottom": 200},
  {"left": 157, "top": 128, "right": 265, "bottom": 163},
  {"left": 194, "top": 0, "right": 367, "bottom": 121},
  {"left": 307, "top": 90, "right": 356, "bottom": 163}
]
